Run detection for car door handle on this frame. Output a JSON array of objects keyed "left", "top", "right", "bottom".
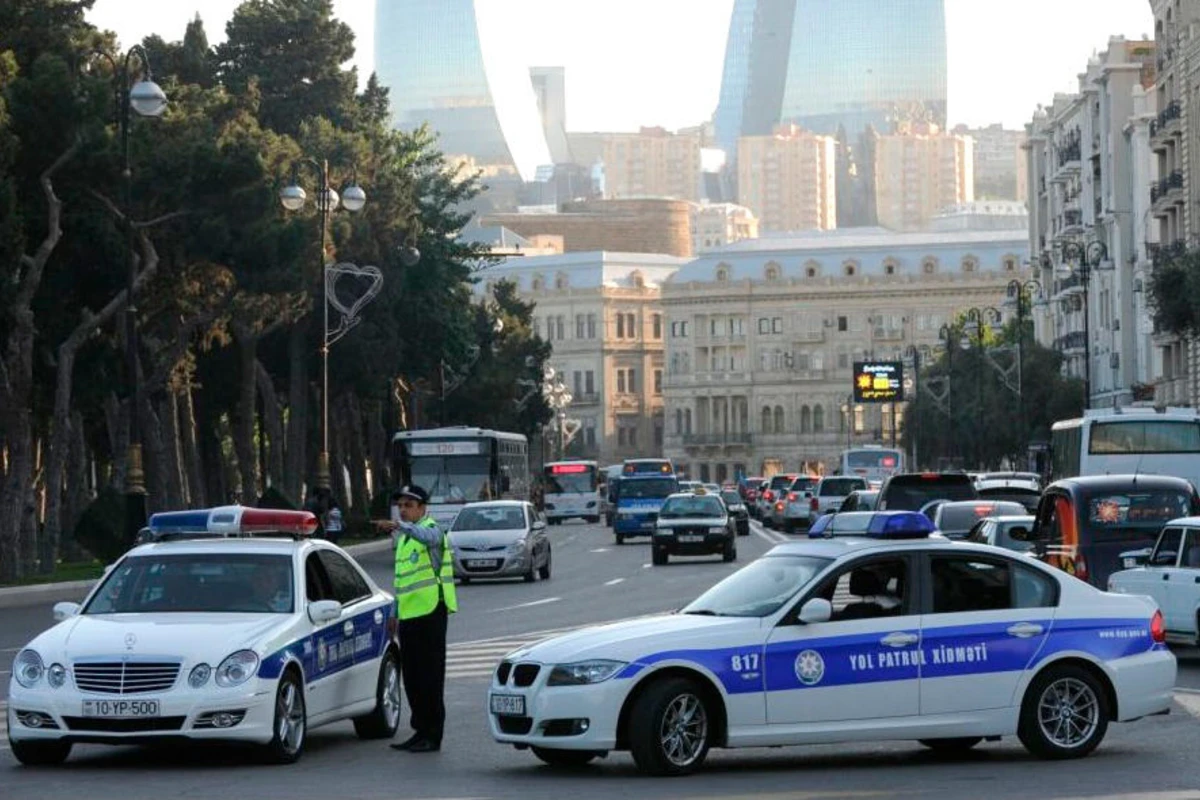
[
  {"left": 343, "top": 621, "right": 355, "bottom": 637},
  {"left": 880, "top": 632, "right": 918, "bottom": 648},
  {"left": 1007, "top": 622, "right": 1044, "bottom": 638},
  {"left": 1164, "top": 574, "right": 1170, "bottom": 581}
]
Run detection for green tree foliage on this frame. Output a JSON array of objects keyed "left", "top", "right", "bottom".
[{"left": 1146, "top": 246, "right": 1200, "bottom": 337}]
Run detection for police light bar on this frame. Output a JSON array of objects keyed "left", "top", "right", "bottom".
[
  {"left": 865, "top": 511, "right": 936, "bottom": 539},
  {"left": 808, "top": 513, "right": 835, "bottom": 537},
  {"left": 144, "top": 506, "right": 319, "bottom": 541}
]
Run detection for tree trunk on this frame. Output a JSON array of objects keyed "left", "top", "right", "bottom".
[
  {"left": 256, "top": 360, "right": 286, "bottom": 501},
  {"left": 346, "top": 392, "right": 369, "bottom": 517},
  {"left": 330, "top": 393, "right": 347, "bottom": 508},
  {"left": 284, "top": 325, "right": 308, "bottom": 503},
  {"left": 104, "top": 393, "right": 129, "bottom": 493},
  {"left": 194, "top": 391, "right": 226, "bottom": 506},
  {"left": 367, "top": 398, "right": 389, "bottom": 498},
  {"left": 140, "top": 393, "right": 168, "bottom": 515},
  {"left": 159, "top": 393, "right": 185, "bottom": 509},
  {"left": 231, "top": 328, "right": 259, "bottom": 502},
  {"left": 179, "top": 386, "right": 205, "bottom": 508},
  {"left": 61, "top": 410, "right": 89, "bottom": 561}
]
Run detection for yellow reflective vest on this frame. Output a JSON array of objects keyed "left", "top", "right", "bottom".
[{"left": 394, "top": 516, "right": 458, "bottom": 619}]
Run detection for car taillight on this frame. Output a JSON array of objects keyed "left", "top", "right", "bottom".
[
  {"left": 1151, "top": 609, "right": 1166, "bottom": 643},
  {"left": 810, "top": 496, "right": 819, "bottom": 511},
  {"left": 1074, "top": 554, "right": 1089, "bottom": 583},
  {"left": 787, "top": 492, "right": 798, "bottom": 502},
  {"left": 775, "top": 501, "right": 784, "bottom": 511},
  {"left": 764, "top": 490, "right": 774, "bottom": 501}
]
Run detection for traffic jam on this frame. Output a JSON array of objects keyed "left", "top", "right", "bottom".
[{"left": 7, "top": 412, "right": 1197, "bottom": 775}]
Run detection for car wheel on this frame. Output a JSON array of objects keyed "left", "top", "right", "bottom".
[
  {"left": 353, "top": 650, "right": 402, "bottom": 739},
  {"left": 262, "top": 669, "right": 307, "bottom": 764},
  {"left": 737, "top": 524, "right": 749, "bottom": 537},
  {"left": 652, "top": 547, "right": 668, "bottom": 565},
  {"left": 587, "top": 516, "right": 600, "bottom": 524},
  {"left": 628, "top": 677, "right": 712, "bottom": 776},
  {"left": 538, "top": 550, "right": 552, "bottom": 580},
  {"left": 722, "top": 538, "right": 736, "bottom": 562},
  {"left": 10, "top": 738, "right": 72, "bottom": 766},
  {"left": 1018, "top": 664, "right": 1109, "bottom": 759},
  {"left": 918, "top": 737, "right": 982, "bottom": 754},
  {"left": 615, "top": 532, "right": 625, "bottom": 545},
  {"left": 523, "top": 559, "right": 538, "bottom": 582},
  {"left": 531, "top": 746, "right": 602, "bottom": 767}
]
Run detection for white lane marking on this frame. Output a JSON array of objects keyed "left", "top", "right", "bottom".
[
  {"left": 1173, "top": 686, "right": 1200, "bottom": 695},
  {"left": 750, "top": 519, "right": 787, "bottom": 545},
  {"left": 488, "top": 597, "right": 561, "bottom": 613},
  {"left": 642, "top": 563, "right": 652, "bottom": 568},
  {"left": 604, "top": 578, "right": 625, "bottom": 586},
  {"left": 589, "top": 548, "right": 610, "bottom": 553},
  {"left": 1175, "top": 691, "right": 1200, "bottom": 718},
  {"left": 0, "top": 647, "right": 19, "bottom": 653}
]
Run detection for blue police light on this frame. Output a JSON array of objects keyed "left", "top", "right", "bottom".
[
  {"left": 865, "top": 511, "right": 936, "bottom": 539},
  {"left": 146, "top": 510, "right": 212, "bottom": 534},
  {"left": 808, "top": 514, "right": 835, "bottom": 538}
]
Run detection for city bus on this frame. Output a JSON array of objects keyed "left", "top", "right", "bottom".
[
  {"left": 1050, "top": 406, "right": 1200, "bottom": 491},
  {"left": 838, "top": 445, "right": 905, "bottom": 484},
  {"left": 392, "top": 427, "right": 530, "bottom": 529},
  {"left": 542, "top": 460, "right": 601, "bottom": 524},
  {"left": 621, "top": 458, "right": 675, "bottom": 476}
]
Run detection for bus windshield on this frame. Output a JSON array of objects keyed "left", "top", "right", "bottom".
[
  {"left": 845, "top": 449, "right": 902, "bottom": 469},
  {"left": 410, "top": 455, "right": 490, "bottom": 504},
  {"left": 544, "top": 464, "right": 597, "bottom": 494},
  {"left": 1089, "top": 420, "right": 1200, "bottom": 454}
]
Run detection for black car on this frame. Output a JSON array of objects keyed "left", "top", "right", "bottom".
[
  {"left": 877, "top": 472, "right": 979, "bottom": 512},
  {"left": 720, "top": 489, "right": 751, "bottom": 536},
  {"left": 652, "top": 492, "right": 737, "bottom": 565}
]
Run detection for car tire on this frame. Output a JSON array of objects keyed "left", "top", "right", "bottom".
[
  {"left": 652, "top": 547, "right": 668, "bottom": 566},
  {"left": 262, "top": 669, "right": 307, "bottom": 764},
  {"left": 10, "top": 738, "right": 72, "bottom": 766},
  {"left": 918, "top": 737, "right": 982, "bottom": 754},
  {"left": 628, "top": 677, "right": 712, "bottom": 776},
  {"left": 523, "top": 560, "right": 538, "bottom": 582},
  {"left": 722, "top": 538, "right": 737, "bottom": 562},
  {"left": 1017, "top": 664, "right": 1109, "bottom": 760},
  {"left": 538, "top": 550, "right": 552, "bottom": 580},
  {"left": 531, "top": 746, "right": 601, "bottom": 767},
  {"left": 737, "top": 524, "right": 749, "bottom": 537},
  {"left": 353, "top": 650, "right": 402, "bottom": 739},
  {"left": 615, "top": 532, "right": 625, "bottom": 545},
  {"left": 587, "top": 515, "right": 600, "bottom": 524}
]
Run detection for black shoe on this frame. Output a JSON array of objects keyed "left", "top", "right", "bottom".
[
  {"left": 405, "top": 739, "right": 440, "bottom": 753},
  {"left": 389, "top": 734, "right": 421, "bottom": 751}
]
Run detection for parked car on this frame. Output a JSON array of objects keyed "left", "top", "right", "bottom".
[
  {"left": 719, "top": 489, "right": 751, "bottom": 536},
  {"left": 931, "top": 500, "right": 1030, "bottom": 540},
  {"left": 1109, "top": 519, "right": 1200, "bottom": 645},
  {"left": 837, "top": 489, "right": 880, "bottom": 513},
  {"left": 965, "top": 514, "right": 1037, "bottom": 554},
  {"left": 449, "top": 501, "right": 551, "bottom": 583},
  {"left": 651, "top": 491, "right": 737, "bottom": 565}
]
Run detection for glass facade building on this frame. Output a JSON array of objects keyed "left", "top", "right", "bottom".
[
  {"left": 715, "top": 0, "right": 947, "bottom": 146},
  {"left": 374, "top": 0, "right": 552, "bottom": 182}
]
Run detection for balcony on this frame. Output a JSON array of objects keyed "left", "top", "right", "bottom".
[
  {"left": 1053, "top": 271, "right": 1085, "bottom": 297},
  {"left": 1054, "top": 331, "right": 1087, "bottom": 354},
  {"left": 871, "top": 327, "right": 905, "bottom": 342},
  {"left": 571, "top": 392, "right": 601, "bottom": 406},
  {"left": 682, "top": 433, "right": 753, "bottom": 448},
  {"left": 792, "top": 330, "right": 825, "bottom": 343},
  {"left": 1151, "top": 169, "right": 1185, "bottom": 205},
  {"left": 1148, "top": 239, "right": 1188, "bottom": 267},
  {"left": 1150, "top": 101, "right": 1182, "bottom": 139}
]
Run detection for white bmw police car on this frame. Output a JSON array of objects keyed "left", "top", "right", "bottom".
[
  {"left": 488, "top": 511, "right": 1175, "bottom": 775},
  {"left": 7, "top": 507, "right": 401, "bottom": 766}
]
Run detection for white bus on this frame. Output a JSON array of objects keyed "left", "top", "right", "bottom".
[
  {"left": 542, "top": 460, "right": 601, "bottom": 524},
  {"left": 1050, "top": 407, "right": 1200, "bottom": 490},
  {"left": 839, "top": 445, "right": 905, "bottom": 484}
]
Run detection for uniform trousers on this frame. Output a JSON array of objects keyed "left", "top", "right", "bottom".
[{"left": 397, "top": 600, "right": 448, "bottom": 744}]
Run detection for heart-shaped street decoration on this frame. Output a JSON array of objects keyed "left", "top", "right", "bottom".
[{"left": 324, "top": 262, "right": 384, "bottom": 345}]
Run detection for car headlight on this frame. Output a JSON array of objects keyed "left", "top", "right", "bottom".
[
  {"left": 547, "top": 660, "right": 626, "bottom": 686},
  {"left": 708, "top": 526, "right": 726, "bottom": 534},
  {"left": 507, "top": 538, "right": 527, "bottom": 552},
  {"left": 189, "top": 663, "right": 212, "bottom": 688},
  {"left": 215, "top": 650, "right": 259, "bottom": 688},
  {"left": 13, "top": 649, "right": 44, "bottom": 688},
  {"left": 47, "top": 662, "right": 67, "bottom": 688}
]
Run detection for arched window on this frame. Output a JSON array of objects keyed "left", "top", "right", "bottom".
[
  {"left": 555, "top": 272, "right": 569, "bottom": 289},
  {"left": 962, "top": 255, "right": 978, "bottom": 273},
  {"left": 630, "top": 270, "right": 645, "bottom": 288},
  {"left": 765, "top": 261, "right": 782, "bottom": 281},
  {"left": 921, "top": 257, "right": 938, "bottom": 275},
  {"left": 532, "top": 274, "right": 545, "bottom": 291},
  {"left": 715, "top": 262, "right": 731, "bottom": 282},
  {"left": 813, "top": 405, "right": 825, "bottom": 433},
  {"left": 761, "top": 406, "right": 772, "bottom": 433},
  {"left": 804, "top": 260, "right": 821, "bottom": 278},
  {"left": 684, "top": 408, "right": 692, "bottom": 434},
  {"left": 882, "top": 258, "right": 899, "bottom": 276},
  {"left": 675, "top": 409, "right": 683, "bottom": 435},
  {"left": 1003, "top": 254, "right": 1019, "bottom": 271},
  {"left": 842, "top": 260, "right": 858, "bottom": 277},
  {"left": 773, "top": 405, "right": 785, "bottom": 434},
  {"left": 800, "top": 405, "right": 812, "bottom": 434}
]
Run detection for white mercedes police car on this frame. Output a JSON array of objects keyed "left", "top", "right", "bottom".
[
  {"left": 7, "top": 507, "right": 401, "bottom": 766},
  {"left": 488, "top": 511, "right": 1175, "bottom": 775}
]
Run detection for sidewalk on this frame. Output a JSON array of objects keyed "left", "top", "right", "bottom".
[{"left": 0, "top": 538, "right": 394, "bottom": 611}]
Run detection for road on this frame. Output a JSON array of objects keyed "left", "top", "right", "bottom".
[{"left": 1, "top": 519, "right": 1199, "bottom": 799}]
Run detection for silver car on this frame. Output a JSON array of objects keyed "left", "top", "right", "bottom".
[
  {"left": 448, "top": 501, "right": 551, "bottom": 583},
  {"left": 803, "top": 476, "right": 869, "bottom": 527}
]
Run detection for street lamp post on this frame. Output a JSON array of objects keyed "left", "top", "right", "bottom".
[
  {"left": 542, "top": 369, "right": 574, "bottom": 460},
  {"left": 280, "top": 160, "right": 369, "bottom": 491},
  {"left": 1057, "top": 241, "right": 1109, "bottom": 409},
  {"left": 962, "top": 307, "right": 1002, "bottom": 469},
  {"left": 902, "top": 345, "right": 929, "bottom": 471},
  {"left": 938, "top": 324, "right": 956, "bottom": 467},
  {"left": 1005, "top": 279, "right": 1044, "bottom": 460},
  {"left": 90, "top": 46, "right": 167, "bottom": 542}
]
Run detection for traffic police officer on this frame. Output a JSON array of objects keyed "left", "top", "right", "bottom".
[{"left": 381, "top": 485, "right": 457, "bottom": 752}]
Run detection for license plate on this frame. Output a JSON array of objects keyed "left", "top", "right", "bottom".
[
  {"left": 82, "top": 699, "right": 160, "bottom": 718},
  {"left": 679, "top": 534, "right": 704, "bottom": 543},
  {"left": 1123, "top": 558, "right": 1137, "bottom": 569},
  {"left": 490, "top": 693, "right": 525, "bottom": 716},
  {"left": 467, "top": 559, "right": 499, "bottom": 568},
  {"left": 639, "top": 521, "right": 653, "bottom": 529}
]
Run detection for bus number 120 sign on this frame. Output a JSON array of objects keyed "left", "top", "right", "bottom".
[{"left": 853, "top": 361, "right": 904, "bottom": 403}]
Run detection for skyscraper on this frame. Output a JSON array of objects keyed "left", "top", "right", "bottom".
[
  {"left": 374, "top": 0, "right": 552, "bottom": 182},
  {"left": 715, "top": 0, "right": 947, "bottom": 147}
]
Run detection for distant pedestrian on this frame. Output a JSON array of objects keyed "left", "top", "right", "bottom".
[
  {"left": 324, "top": 498, "right": 344, "bottom": 543},
  {"left": 376, "top": 485, "right": 456, "bottom": 753}
]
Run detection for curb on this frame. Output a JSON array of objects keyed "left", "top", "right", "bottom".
[{"left": 0, "top": 537, "right": 396, "bottom": 612}]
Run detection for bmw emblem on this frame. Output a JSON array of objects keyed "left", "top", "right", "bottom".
[{"left": 794, "top": 649, "right": 825, "bottom": 686}]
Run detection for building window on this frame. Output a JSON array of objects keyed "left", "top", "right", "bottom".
[
  {"left": 652, "top": 314, "right": 662, "bottom": 339},
  {"left": 654, "top": 422, "right": 663, "bottom": 447},
  {"left": 922, "top": 258, "right": 937, "bottom": 274},
  {"left": 533, "top": 318, "right": 541, "bottom": 337},
  {"left": 1003, "top": 256, "right": 1018, "bottom": 271},
  {"left": 843, "top": 261, "right": 858, "bottom": 277},
  {"left": 837, "top": 315, "right": 848, "bottom": 332},
  {"left": 772, "top": 317, "right": 782, "bottom": 334},
  {"left": 556, "top": 316, "right": 565, "bottom": 340},
  {"left": 962, "top": 256, "right": 978, "bottom": 273},
  {"left": 628, "top": 368, "right": 637, "bottom": 393},
  {"left": 758, "top": 318, "right": 769, "bottom": 334},
  {"left": 585, "top": 370, "right": 595, "bottom": 395},
  {"left": 573, "top": 371, "right": 582, "bottom": 397},
  {"left": 617, "top": 370, "right": 626, "bottom": 393},
  {"left": 761, "top": 406, "right": 771, "bottom": 433},
  {"left": 765, "top": 262, "right": 781, "bottom": 280},
  {"left": 680, "top": 321, "right": 689, "bottom": 338},
  {"left": 626, "top": 313, "right": 636, "bottom": 338},
  {"left": 716, "top": 266, "right": 729, "bottom": 281},
  {"left": 684, "top": 408, "right": 692, "bottom": 434},
  {"left": 616, "top": 313, "right": 625, "bottom": 338},
  {"left": 618, "top": 427, "right": 627, "bottom": 446},
  {"left": 675, "top": 409, "right": 683, "bottom": 435},
  {"left": 532, "top": 274, "right": 545, "bottom": 291},
  {"left": 654, "top": 369, "right": 662, "bottom": 395},
  {"left": 710, "top": 317, "right": 720, "bottom": 336},
  {"left": 576, "top": 315, "right": 585, "bottom": 339},
  {"left": 813, "top": 405, "right": 824, "bottom": 432},
  {"left": 629, "top": 426, "right": 638, "bottom": 447},
  {"left": 884, "top": 259, "right": 897, "bottom": 275},
  {"left": 584, "top": 420, "right": 596, "bottom": 447},
  {"left": 555, "top": 273, "right": 568, "bottom": 290},
  {"left": 800, "top": 405, "right": 812, "bottom": 434},
  {"left": 773, "top": 406, "right": 785, "bottom": 433}
]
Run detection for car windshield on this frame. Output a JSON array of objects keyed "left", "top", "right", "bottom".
[
  {"left": 938, "top": 502, "right": 1029, "bottom": 535},
  {"left": 660, "top": 495, "right": 725, "bottom": 518},
  {"left": 682, "top": 555, "right": 832, "bottom": 617},
  {"left": 821, "top": 478, "right": 865, "bottom": 496},
  {"left": 881, "top": 474, "right": 978, "bottom": 510},
  {"left": 620, "top": 478, "right": 678, "bottom": 499},
  {"left": 452, "top": 506, "right": 527, "bottom": 531},
  {"left": 84, "top": 553, "right": 294, "bottom": 614},
  {"left": 720, "top": 491, "right": 742, "bottom": 506}
]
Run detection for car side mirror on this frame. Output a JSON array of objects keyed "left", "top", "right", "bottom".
[
  {"left": 797, "top": 597, "right": 832, "bottom": 625},
  {"left": 1118, "top": 547, "right": 1154, "bottom": 568},
  {"left": 308, "top": 599, "right": 342, "bottom": 625},
  {"left": 53, "top": 601, "right": 81, "bottom": 621},
  {"left": 532, "top": 520, "right": 546, "bottom": 531}
]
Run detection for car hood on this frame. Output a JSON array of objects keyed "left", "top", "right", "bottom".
[
  {"left": 449, "top": 528, "right": 526, "bottom": 548},
  {"left": 655, "top": 516, "right": 727, "bottom": 529},
  {"left": 29, "top": 613, "right": 294, "bottom": 661},
  {"left": 505, "top": 613, "right": 760, "bottom": 664}
]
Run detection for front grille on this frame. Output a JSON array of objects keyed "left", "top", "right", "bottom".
[
  {"left": 73, "top": 661, "right": 181, "bottom": 694},
  {"left": 496, "top": 661, "right": 513, "bottom": 684},
  {"left": 62, "top": 716, "right": 186, "bottom": 733},
  {"left": 513, "top": 663, "right": 540, "bottom": 687},
  {"left": 497, "top": 716, "right": 533, "bottom": 735},
  {"left": 457, "top": 545, "right": 507, "bottom": 553}
]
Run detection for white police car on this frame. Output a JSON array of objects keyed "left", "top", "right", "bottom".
[
  {"left": 7, "top": 507, "right": 400, "bottom": 766},
  {"left": 487, "top": 511, "right": 1175, "bottom": 775}
]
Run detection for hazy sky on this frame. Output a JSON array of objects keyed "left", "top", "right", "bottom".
[{"left": 87, "top": 0, "right": 1154, "bottom": 132}]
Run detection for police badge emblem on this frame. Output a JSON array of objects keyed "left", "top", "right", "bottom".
[{"left": 794, "top": 649, "right": 825, "bottom": 686}]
